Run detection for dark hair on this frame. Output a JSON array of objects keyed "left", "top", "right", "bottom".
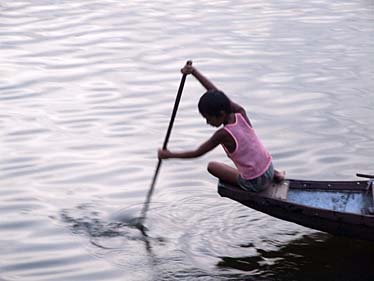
[{"left": 198, "top": 90, "right": 232, "bottom": 117}]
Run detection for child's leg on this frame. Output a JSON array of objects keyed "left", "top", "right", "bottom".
[{"left": 207, "top": 161, "right": 239, "bottom": 185}]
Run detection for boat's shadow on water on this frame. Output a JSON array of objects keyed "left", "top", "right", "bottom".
[{"left": 217, "top": 232, "right": 374, "bottom": 281}]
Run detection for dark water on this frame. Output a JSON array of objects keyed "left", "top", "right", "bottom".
[{"left": 1, "top": 0, "right": 374, "bottom": 280}]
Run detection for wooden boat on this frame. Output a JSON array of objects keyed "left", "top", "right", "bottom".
[{"left": 218, "top": 173, "right": 374, "bottom": 241}]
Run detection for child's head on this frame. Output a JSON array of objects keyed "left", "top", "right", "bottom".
[{"left": 198, "top": 90, "right": 232, "bottom": 118}]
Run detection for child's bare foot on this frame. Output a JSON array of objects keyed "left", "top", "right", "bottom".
[{"left": 273, "top": 170, "right": 286, "bottom": 183}]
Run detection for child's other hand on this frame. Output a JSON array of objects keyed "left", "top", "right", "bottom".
[
  {"left": 181, "top": 64, "right": 194, "bottom": 75},
  {"left": 158, "top": 148, "right": 172, "bottom": 159}
]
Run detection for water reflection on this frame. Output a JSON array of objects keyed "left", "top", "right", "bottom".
[
  {"left": 1, "top": 0, "right": 374, "bottom": 280},
  {"left": 217, "top": 233, "right": 374, "bottom": 281}
]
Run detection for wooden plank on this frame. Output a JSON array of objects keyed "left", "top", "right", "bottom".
[{"left": 260, "top": 180, "right": 290, "bottom": 200}]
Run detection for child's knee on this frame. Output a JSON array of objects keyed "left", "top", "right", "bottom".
[{"left": 207, "top": 161, "right": 219, "bottom": 175}]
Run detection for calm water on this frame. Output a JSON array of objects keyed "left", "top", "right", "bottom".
[{"left": 1, "top": 0, "right": 374, "bottom": 280}]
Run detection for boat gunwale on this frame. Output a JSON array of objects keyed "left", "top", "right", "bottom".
[{"left": 288, "top": 179, "right": 370, "bottom": 191}]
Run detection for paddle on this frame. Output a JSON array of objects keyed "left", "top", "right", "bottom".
[{"left": 138, "top": 60, "right": 192, "bottom": 229}]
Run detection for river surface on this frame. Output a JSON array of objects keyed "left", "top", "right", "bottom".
[{"left": 1, "top": 1, "right": 374, "bottom": 280}]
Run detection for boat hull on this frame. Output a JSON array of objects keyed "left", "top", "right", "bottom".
[{"left": 218, "top": 179, "right": 374, "bottom": 241}]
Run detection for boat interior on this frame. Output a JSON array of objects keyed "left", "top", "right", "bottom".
[{"left": 259, "top": 176, "right": 374, "bottom": 215}]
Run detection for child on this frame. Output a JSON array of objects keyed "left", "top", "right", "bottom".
[{"left": 158, "top": 63, "right": 285, "bottom": 192}]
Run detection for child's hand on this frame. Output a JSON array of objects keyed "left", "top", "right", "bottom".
[
  {"left": 158, "top": 148, "right": 172, "bottom": 159},
  {"left": 181, "top": 64, "right": 194, "bottom": 75}
]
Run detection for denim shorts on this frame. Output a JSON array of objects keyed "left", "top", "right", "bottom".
[{"left": 238, "top": 163, "right": 274, "bottom": 192}]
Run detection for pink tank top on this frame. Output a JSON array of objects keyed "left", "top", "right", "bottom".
[{"left": 223, "top": 113, "right": 272, "bottom": 180}]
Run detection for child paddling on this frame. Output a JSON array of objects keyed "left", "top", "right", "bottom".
[{"left": 158, "top": 63, "right": 285, "bottom": 192}]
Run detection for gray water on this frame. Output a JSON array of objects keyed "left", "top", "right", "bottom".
[
  {"left": 1, "top": 0, "right": 374, "bottom": 280},
  {"left": 287, "top": 190, "right": 369, "bottom": 214}
]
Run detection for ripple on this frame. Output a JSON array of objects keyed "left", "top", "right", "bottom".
[{"left": 1, "top": 0, "right": 374, "bottom": 280}]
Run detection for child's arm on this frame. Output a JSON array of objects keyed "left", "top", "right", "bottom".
[
  {"left": 181, "top": 62, "right": 252, "bottom": 127},
  {"left": 181, "top": 64, "right": 217, "bottom": 91},
  {"left": 158, "top": 129, "right": 226, "bottom": 159}
]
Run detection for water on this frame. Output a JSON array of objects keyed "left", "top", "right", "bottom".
[
  {"left": 287, "top": 190, "right": 369, "bottom": 214},
  {"left": 1, "top": 0, "right": 374, "bottom": 280}
]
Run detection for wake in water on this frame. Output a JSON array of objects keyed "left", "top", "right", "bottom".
[{"left": 60, "top": 203, "right": 166, "bottom": 250}]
